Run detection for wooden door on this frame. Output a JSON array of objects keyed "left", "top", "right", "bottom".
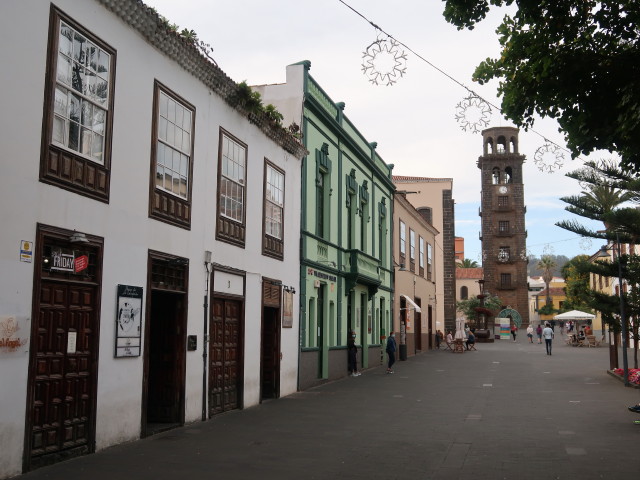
[
  {"left": 261, "top": 307, "right": 280, "bottom": 400},
  {"left": 28, "top": 281, "right": 96, "bottom": 467},
  {"left": 209, "top": 298, "right": 242, "bottom": 416},
  {"left": 415, "top": 306, "right": 422, "bottom": 352},
  {"left": 146, "top": 291, "right": 183, "bottom": 424}
]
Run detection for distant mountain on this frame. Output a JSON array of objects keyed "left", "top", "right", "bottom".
[{"left": 527, "top": 255, "right": 569, "bottom": 277}]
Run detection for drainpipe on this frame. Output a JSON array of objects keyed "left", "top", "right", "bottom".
[{"left": 202, "top": 251, "right": 212, "bottom": 421}]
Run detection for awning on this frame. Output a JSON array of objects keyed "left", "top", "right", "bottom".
[
  {"left": 400, "top": 295, "right": 421, "bottom": 313},
  {"left": 553, "top": 310, "right": 595, "bottom": 320}
]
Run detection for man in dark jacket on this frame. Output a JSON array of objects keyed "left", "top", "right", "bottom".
[
  {"left": 347, "top": 332, "right": 360, "bottom": 376},
  {"left": 386, "top": 331, "right": 397, "bottom": 374}
]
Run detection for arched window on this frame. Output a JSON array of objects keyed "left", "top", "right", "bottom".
[
  {"left": 496, "top": 136, "right": 507, "bottom": 153},
  {"left": 460, "top": 286, "right": 468, "bottom": 300},
  {"left": 509, "top": 136, "right": 518, "bottom": 153},
  {"left": 492, "top": 167, "right": 500, "bottom": 185},
  {"left": 504, "top": 167, "right": 513, "bottom": 184},
  {"left": 485, "top": 137, "right": 494, "bottom": 155}
]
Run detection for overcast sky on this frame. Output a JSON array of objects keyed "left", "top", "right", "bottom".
[{"left": 144, "top": 0, "right": 606, "bottom": 262}]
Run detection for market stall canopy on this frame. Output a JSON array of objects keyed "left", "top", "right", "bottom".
[
  {"left": 400, "top": 295, "right": 421, "bottom": 313},
  {"left": 553, "top": 310, "right": 595, "bottom": 321}
]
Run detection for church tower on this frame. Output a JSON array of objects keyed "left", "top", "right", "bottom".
[{"left": 478, "top": 127, "right": 529, "bottom": 327}]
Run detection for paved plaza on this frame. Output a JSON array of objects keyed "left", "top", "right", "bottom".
[{"left": 20, "top": 332, "right": 640, "bottom": 480}]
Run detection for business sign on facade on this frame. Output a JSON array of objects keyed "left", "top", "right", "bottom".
[
  {"left": 115, "top": 284, "right": 143, "bottom": 357},
  {"left": 20, "top": 240, "right": 33, "bottom": 263},
  {"left": 49, "top": 249, "right": 89, "bottom": 274}
]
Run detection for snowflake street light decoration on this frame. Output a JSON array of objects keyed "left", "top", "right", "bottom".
[
  {"left": 519, "top": 249, "right": 530, "bottom": 262},
  {"left": 543, "top": 244, "right": 555, "bottom": 256},
  {"left": 361, "top": 36, "right": 407, "bottom": 86},
  {"left": 454, "top": 94, "right": 491, "bottom": 133},
  {"left": 497, "top": 249, "right": 509, "bottom": 262},
  {"left": 579, "top": 238, "right": 593, "bottom": 252},
  {"left": 533, "top": 142, "right": 565, "bottom": 173}
]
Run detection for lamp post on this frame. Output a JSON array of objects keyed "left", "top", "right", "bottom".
[
  {"left": 477, "top": 279, "right": 486, "bottom": 329},
  {"left": 615, "top": 232, "right": 630, "bottom": 386}
]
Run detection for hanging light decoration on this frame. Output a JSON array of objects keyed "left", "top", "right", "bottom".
[
  {"left": 454, "top": 94, "right": 491, "bottom": 133},
  {"left": 579, "top": 237, "right": 593, "bottom": 252},
  {"left": 533, "top": 142, "right": 565, "bottom": 173},
  {"left": 361, "top": 35, "right": 407, "bottom": 86}
]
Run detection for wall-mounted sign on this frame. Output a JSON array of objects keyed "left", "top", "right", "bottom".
[
  {"left": 49, "top": 249, "right": 89, "bottom": 274},
  {"left": 0, "top": 316, "right": 28, "bottom": 352},
  {"left": 20, "top": 240, "right": 33, "bottom": 263},
  {"left": 115, "top": 284, "right": 143, "bottom": 357},
  {"left": 283, "top": 290, "right": 293, "bottom": 328},
  {"left": 307, "top": 268, "right": 337, "bottom": 283}
]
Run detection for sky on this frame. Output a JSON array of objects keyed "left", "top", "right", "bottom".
[{"left": 144, "top": 0, "right": 607, "bottom": 262}]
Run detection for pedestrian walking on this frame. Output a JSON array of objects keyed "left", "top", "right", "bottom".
[
  {"left": 526, "top": 324, "right": 534, "bottom": 343},
  {"left": 511, "top": 324, "right": 517, "bottom": 342},
  {"left": 347, "top": 331, "right": 360, "bottom": 376},
  {"left": 543, "top": 322, "right": 554, "bottom": 355},
  {"left": 536, "top": 324, "right": 542, "bottom": 344},
  {"left": 386, "top": 331, "right": 397, "bottom": 374},
  {"left": 435, "top": 330, "right": 443, "bottom": 349}
]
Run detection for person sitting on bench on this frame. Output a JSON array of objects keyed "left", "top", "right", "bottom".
[{"left": 466, "top": 330, "right": 476, "bottom": 350}]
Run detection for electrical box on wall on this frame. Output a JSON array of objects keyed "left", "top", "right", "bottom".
[{"left": 187, "top": 335, "right": 197, "bottom": 351}]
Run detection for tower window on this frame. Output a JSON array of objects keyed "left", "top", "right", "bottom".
[{"left": 492, "top": 167, "right": 500, "bottom": 185}]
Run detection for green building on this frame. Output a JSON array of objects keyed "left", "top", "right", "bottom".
[{"left": 256, "top": 61, "right": 395, "bottom": 389}]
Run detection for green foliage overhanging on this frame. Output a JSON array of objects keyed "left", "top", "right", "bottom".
[{"left": 442, "top": 1, "right": 640, "bottom": 172}]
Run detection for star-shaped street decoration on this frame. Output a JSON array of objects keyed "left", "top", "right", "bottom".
[{"left": 361, "top": 36, "right": 407, "bottom": 86}]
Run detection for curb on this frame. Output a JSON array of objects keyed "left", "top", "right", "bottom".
[{"left": 606, "top": 369, "right": 640, "bottom": 389}]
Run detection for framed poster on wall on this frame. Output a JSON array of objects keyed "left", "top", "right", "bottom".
[{"left": 115, "top": 284, "right": 143, "bottom": 357}]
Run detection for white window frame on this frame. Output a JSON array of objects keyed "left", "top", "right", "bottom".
[
  {"left": 399, "top": 220, "right": 406, "bottom": 256},
  {"left": 155, "top": 90, "right": 193, "bottom": 199},
  {"left": 52, "top": 20, "right": 112, "bottom": 164},
  {"left": 419, "top": 236, "right": 424, "bottom": 269},
  {"left": 265, "top": 164, "right": 285, "bottom": 239},
  {"left": 410, "top": 230, "right": 416, "bottom": 260},
  {"left": 220, "top": 133, "right": 246, "bottom": 222}
]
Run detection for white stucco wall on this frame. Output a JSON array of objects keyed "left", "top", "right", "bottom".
[{"left": 0, "top": 1, "right": 302, "bottom": 476}]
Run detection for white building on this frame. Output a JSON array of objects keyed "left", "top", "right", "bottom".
[{"left": 0, "top": 0, "right": 306, "bottom": 476}]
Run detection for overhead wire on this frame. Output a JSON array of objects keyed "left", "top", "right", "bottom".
[{"left": 337, "top": 0, "right": 576, "bottom": 160}]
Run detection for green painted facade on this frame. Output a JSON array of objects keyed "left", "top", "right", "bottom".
[{"left": 295, "top": 62, "right": 395, "bottom": 388}]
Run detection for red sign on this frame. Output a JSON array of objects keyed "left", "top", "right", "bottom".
[{"left": 75, "top": 255, "right": 89, "bottom": 273}]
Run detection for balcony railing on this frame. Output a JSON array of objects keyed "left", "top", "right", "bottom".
[{"left": 345, "top": 249, "right": 381, "bottom": 296}]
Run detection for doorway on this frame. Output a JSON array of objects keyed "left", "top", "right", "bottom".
[
  {"left": 145, "top": 290, "right": 186, "bottom": 434},
  {"left": 261, "top": 306, "right": 280, "bottom": 400},
  {"left": 25, "top": 225, "right": 102, "bottom": 471},
  {"left": 143, "top": 253, "right": 188, "bottom": 437},
  {"left": 414, "top": 298, "right": 422, "bottom": 352},
  {"left": 209, "top": 298, "right": 242, "bottom": 416}
]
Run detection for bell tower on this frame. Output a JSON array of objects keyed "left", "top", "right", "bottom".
[{"left": 478, "top": 127, "right": 529, "bottom": 327}]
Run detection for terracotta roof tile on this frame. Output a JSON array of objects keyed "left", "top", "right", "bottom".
[{"left": 455, "top": 267, "right": 484, "bottom": 279}]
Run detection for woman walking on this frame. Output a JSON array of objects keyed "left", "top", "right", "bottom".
[
  {"left": 511, "top": 324, "right": 517, "bottom": 342},
  {"left": 526, "top": 324, "right": 534, "bottom": 343}
]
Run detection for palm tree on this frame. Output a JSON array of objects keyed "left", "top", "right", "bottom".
[
  {"left": 537, "top": 255, "right": 557, "bottom": 307},
  {"left": 457, "top": 258, "right": 479, "bottom": 268},
  {"left": 581, "top": 184, "right": 634, "bottom": 229}
]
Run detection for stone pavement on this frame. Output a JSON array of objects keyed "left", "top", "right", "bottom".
[{"left": 19, "top": 332, "right": 640, "bottom": 480}]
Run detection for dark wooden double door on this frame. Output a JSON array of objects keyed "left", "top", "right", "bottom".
[
  {"left": 209, "top": 298, "right": 242, "bottom": 416},
  {"left": 28, "top": 280, "right": 98, "bottom": 469}
]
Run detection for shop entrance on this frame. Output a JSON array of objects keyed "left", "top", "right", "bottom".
[
  {"left": 143, "top": 253, "right": 187, "bottom": 437},
  {"left": 144, "top": 290, "right": 186, "bottom": 434},
  {"left": 209, "top": 298, "right": 242, "bottom": 416},
  {"left": 25, "top": 225, "right": 102, "bottom": 471},
  {"left": 261, "top": 306, "right": 280, "bottom": 400}
]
